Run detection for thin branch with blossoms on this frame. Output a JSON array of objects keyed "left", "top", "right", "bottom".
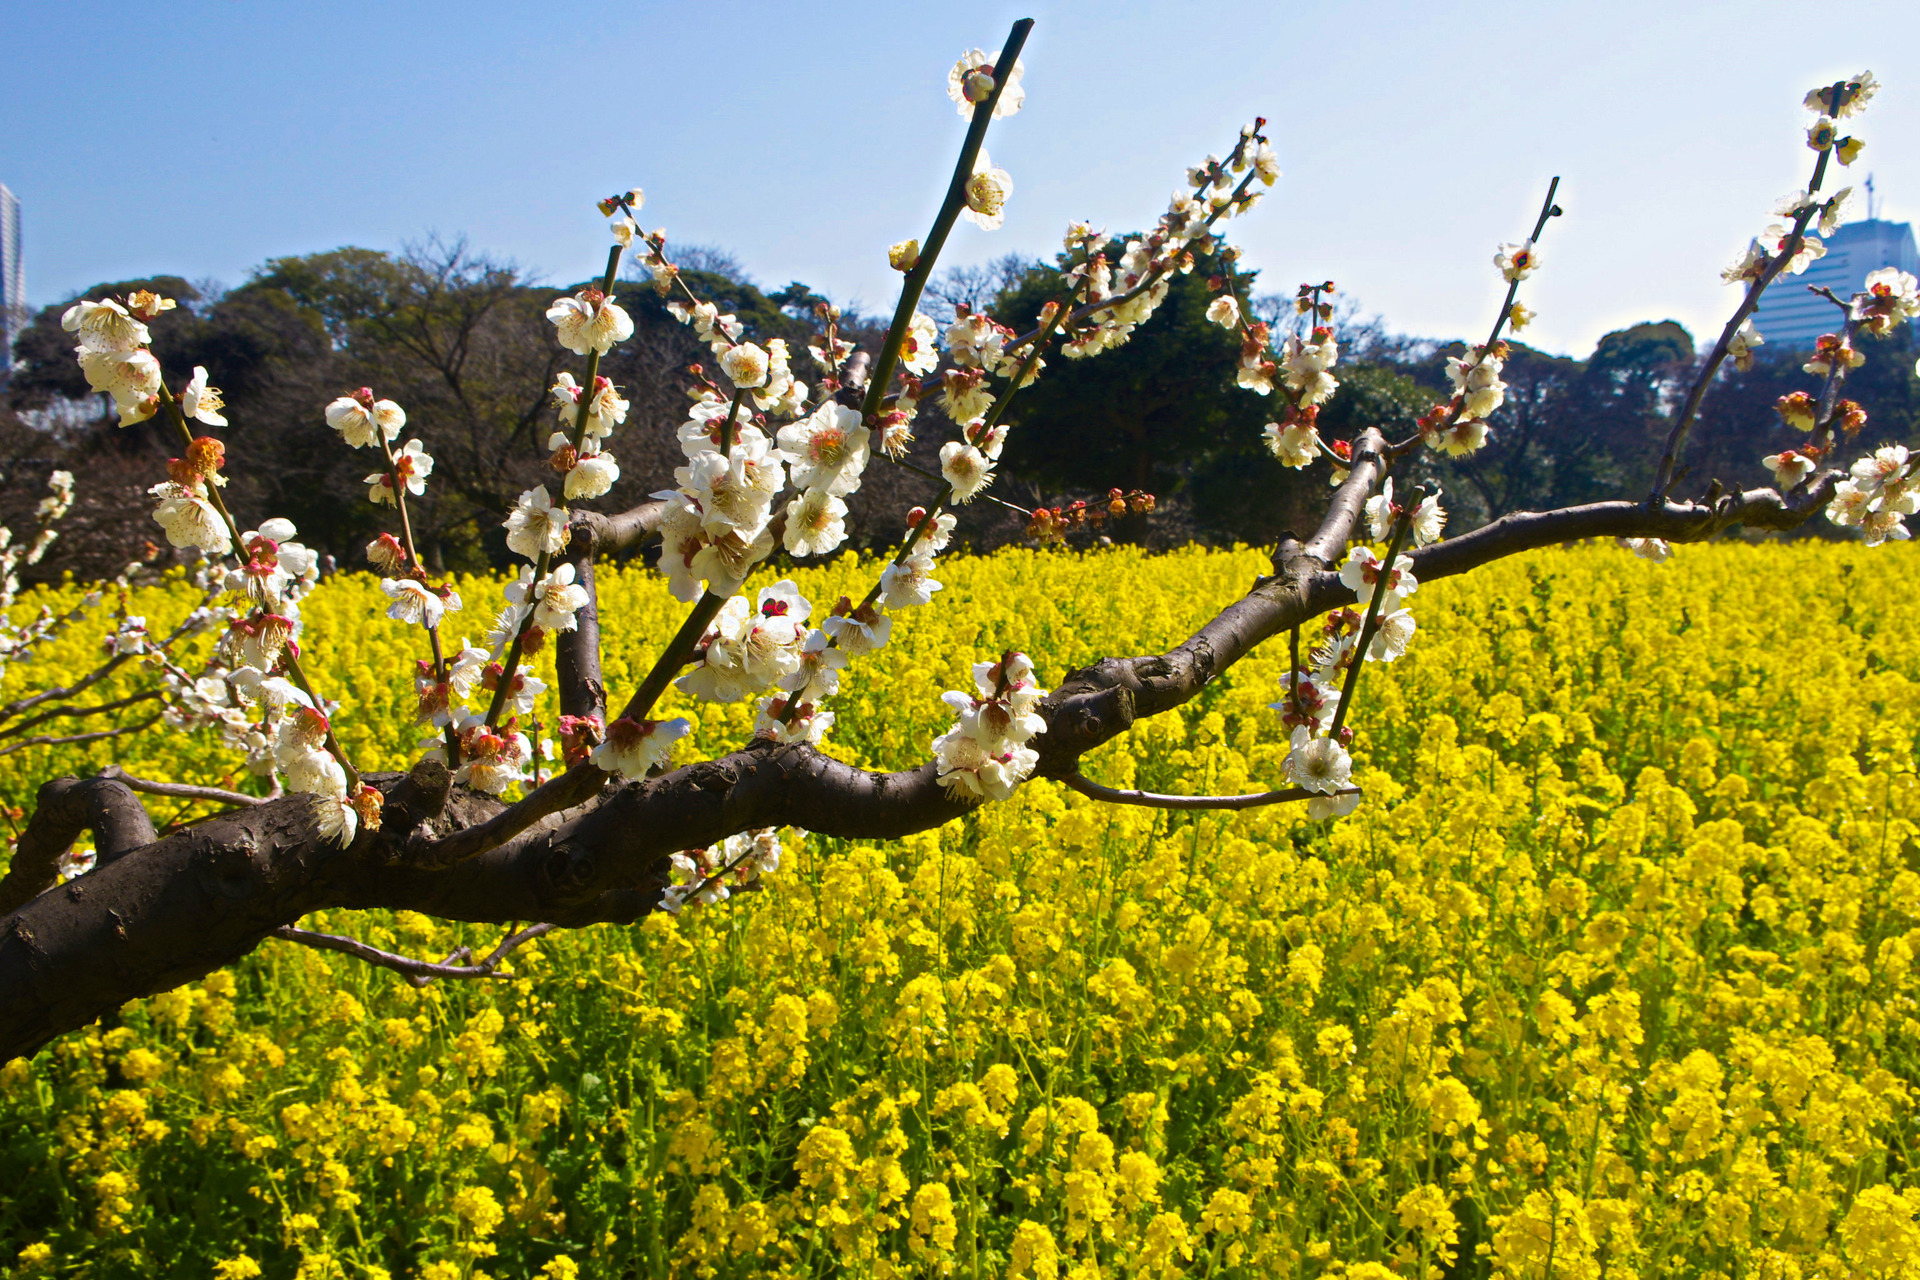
[
  {"left": 483, "top": 242, "right": 627, "bottom": 729},
  {"left": 1650, "top": 81, "right": 1852, "bottom": 500}
]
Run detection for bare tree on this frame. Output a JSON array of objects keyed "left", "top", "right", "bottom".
[{"left": 0, "top": 43, "right": 1903, "bottom": 1067}]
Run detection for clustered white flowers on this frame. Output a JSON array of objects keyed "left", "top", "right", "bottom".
[
  {"left": 58, "top": 291, "right": 383, "bottom": 842},
  {"left": 1829, "top": 444, "right": 1916, "bottom": 547},
  {"left": 0, "top": 471, "right": 87, "bottom": 682},
  {"left": 932, "top": 651, "right": 1047, "bottom": 801},
  {"left": 1267, "top": 478, "right": 1448, "bottom": 824},
  {"left": 660, "top": 828, "right": 783, "bottom": 913}
]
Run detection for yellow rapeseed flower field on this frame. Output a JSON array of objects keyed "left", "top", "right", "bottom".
[{"left": 3, "top": 542, "right": 1919, "bottom": 1279}]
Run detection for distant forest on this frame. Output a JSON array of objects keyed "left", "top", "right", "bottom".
[{"left": 4, "top": 238, "right": 1916, "bottom": 582}]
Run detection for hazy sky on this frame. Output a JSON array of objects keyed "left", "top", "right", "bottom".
[{"left": 3, "top": 0, "right": 1915, "bottom": 358}]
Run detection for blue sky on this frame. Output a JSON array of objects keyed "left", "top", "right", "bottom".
[{"left": 2, "top": 0, "right": 1915, "bottom": 357}]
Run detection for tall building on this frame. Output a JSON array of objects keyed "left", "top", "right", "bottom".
[
  {"left": 0, "top": 185, "right": 21, "bottom": 385},
  {"left": 1749, "top": 216, "right": 1918, "bottom": 350}
]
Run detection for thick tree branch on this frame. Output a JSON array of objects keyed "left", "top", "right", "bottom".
[
  {"left": 0, "top": 777, "right": 157, "bottom": 917},
  {"left": 1406, "top": 476, "right": 1839, "bottom": 586}
]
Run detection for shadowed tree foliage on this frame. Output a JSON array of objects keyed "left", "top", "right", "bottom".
[{"left": 2, "top": 249, "right": 903, "bottom": 575}]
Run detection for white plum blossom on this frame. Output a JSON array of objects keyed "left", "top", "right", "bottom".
[
  {"left": 1494, "top": 241, "right": 1540, "bottom": 282},
  {"left": 782, "top": 488, "right": 849, "bottom": 558},
  {"left": 547, "top": 289, "right": 634, "bottom": 356},
  {"left": 181, "top": 367, "right": 227, "bottom": 426},
  {"left": 1205, "top": 295, "right": 1241, "bottom": 329},
  {"left": 1264, "top": 419, "right": 1321, "bottom": 468},
  {"left": 932, "top": 652, "right": 1046, "bottom": 802},
  {"left": 879, "top": 553, "right": 942, "bottom": 609},
  {"left": 1446, "top": 351, "right": 1507, "bottom": 423},
  {"left": 503, "top": 486, "right": 568, "bottom": 560},
  {"left": 78, "top": 348, "right": 162, "bottom": 422},
  {"left": 822, "top": 602, "right": 892, "bottom": 655},
  {"left": 454, "top": 720, "right": 532, "bottom": 796},
  {"left": 900, "top": 312, "right": 941, "bottom": 377},
  {"left": 939, "top": 441, "right": 995, "bottom": 502},
  {"left": 1338, "top": 546, "right": 1416, "bottom": 611},
  {"left": 1829, "top": 445, "right": 1916, "bottom": 545},
  {"left": 1365, "top": 609, "right": 1417, "bottom": 662},
  {"left": 148, "top": 481, "right": 232, "bottom": 556},
  {"left": 719, "top": 342, "right": 771, "bottom": 389},
  {"left": 381, "top": 578, "right": 455, "bottom": 628},
  {"left": 962, "top": 150, "right": 1014, "bottom": 231},
  {"left": 591, "top": 715, "right": 691, "bottom": 780},
  {"left": 1617, "top": 537, "right": 1671, "bottom": 562},
  {"left": 778, "top": 403, "right": 871, "bottom": 496},
  {"left": 63, "top": 298, "right": 150, "bottom": 352},
  {"left": 1728, "top": 320, "right": 1765, "bottom": 371},
  {"left": 446, "top": 640, "right": 490, "bottom": 700},
  {"left": 528, "top": 562, "right": 590, "bottom": 632},
  {"left": 325, "top": 389, "right": 406, "bottom": 448},
  {"left": 308, "top": 762, "right": 358, "bottom": 848},
  {"left": 366, "top": 439, "right": 433, "bottom": 505},
  {"left": 1365, "top": 478, "right": 1446, "bottom": 546},
  {"left": 1763, "top": 449, "right": 1817, "bottom": 490},
  {"left": 564, "top": 451, "right": 620, "bottom": 501},
  {"left": 550, "top": 372, "right": 629, "bottom": 441},
  {"left": 947, "top": 48, "right": 1025, "bottom": 119},
  {"left": 675, "top": 437, "right": 785, "bottom": 538},
  {"left": 1283, "top": 726, "right": 1352, "bottom": 797},
  {"left": 1281, "top": 332, "right": 1339, "bottom": 406}
]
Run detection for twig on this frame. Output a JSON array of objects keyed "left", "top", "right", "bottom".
[
  {"left": 886, "top": 454, "right": 1035, "bottom": 515},
  {"left": 1063, "top": 770, "right": 1356, "bottom": 812},
  {"left": 98, "top": 765, "right": 264, "bottom": 808},
  {"left": 0, "top": 690, "right": 165, "bottom": 742},
  {"left": 270, "top": 921, "right": 555, "bottom": 988},
  {"left": 0, "top": 717, "right": 162, "bottom": 758}
]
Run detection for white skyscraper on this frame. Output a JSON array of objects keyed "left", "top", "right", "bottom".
[{"left": 0, "top": 185, "right": 21, "bottom": 383}]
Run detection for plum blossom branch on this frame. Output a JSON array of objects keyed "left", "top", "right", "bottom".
[
  {"left": 484, "top": 242, "right": 627, "bottom": 730},
  {"left": 858, "top": 19, "right": 1034, "bottom": 423},
  {"left": 1329, "top": 485, "right": 1424, "bottom": 740},
  {"left": 1650, "top": 85, "right": 1845, "bottom": 501}
]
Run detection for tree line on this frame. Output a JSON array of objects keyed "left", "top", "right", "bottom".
[{"left": 4, "top": 236, "right": 1915, "bottom": 583}]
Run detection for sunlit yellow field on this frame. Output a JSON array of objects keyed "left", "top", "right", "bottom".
[{"left": 3, "top": 542, "right": 1919, "bottom": 1279}]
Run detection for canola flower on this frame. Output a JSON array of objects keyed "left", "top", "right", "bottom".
[{"left": 4, "top": 540, "right": 1920, "bottom": 1278}]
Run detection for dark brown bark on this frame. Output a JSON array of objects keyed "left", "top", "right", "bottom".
[{"left": 0, "top": 776, "right": 156, "bottom": 917}]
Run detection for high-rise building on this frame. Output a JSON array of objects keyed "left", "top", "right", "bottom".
[
  {"left": 0, "top": 185, "right": 22, "bottom": 384},
  {"left": 1748, "top": 216, "right": 1918, "bottom": 350}
]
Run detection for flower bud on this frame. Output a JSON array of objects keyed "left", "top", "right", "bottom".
[
  {"left": 520, "top": 625, "right": 547, "bottom": 655},
  {"left": 352, "top": 785, "right": 384, "bottom": 833},
  {"left": 888, "top": 239, "right": 921, "bottom": 272}
]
